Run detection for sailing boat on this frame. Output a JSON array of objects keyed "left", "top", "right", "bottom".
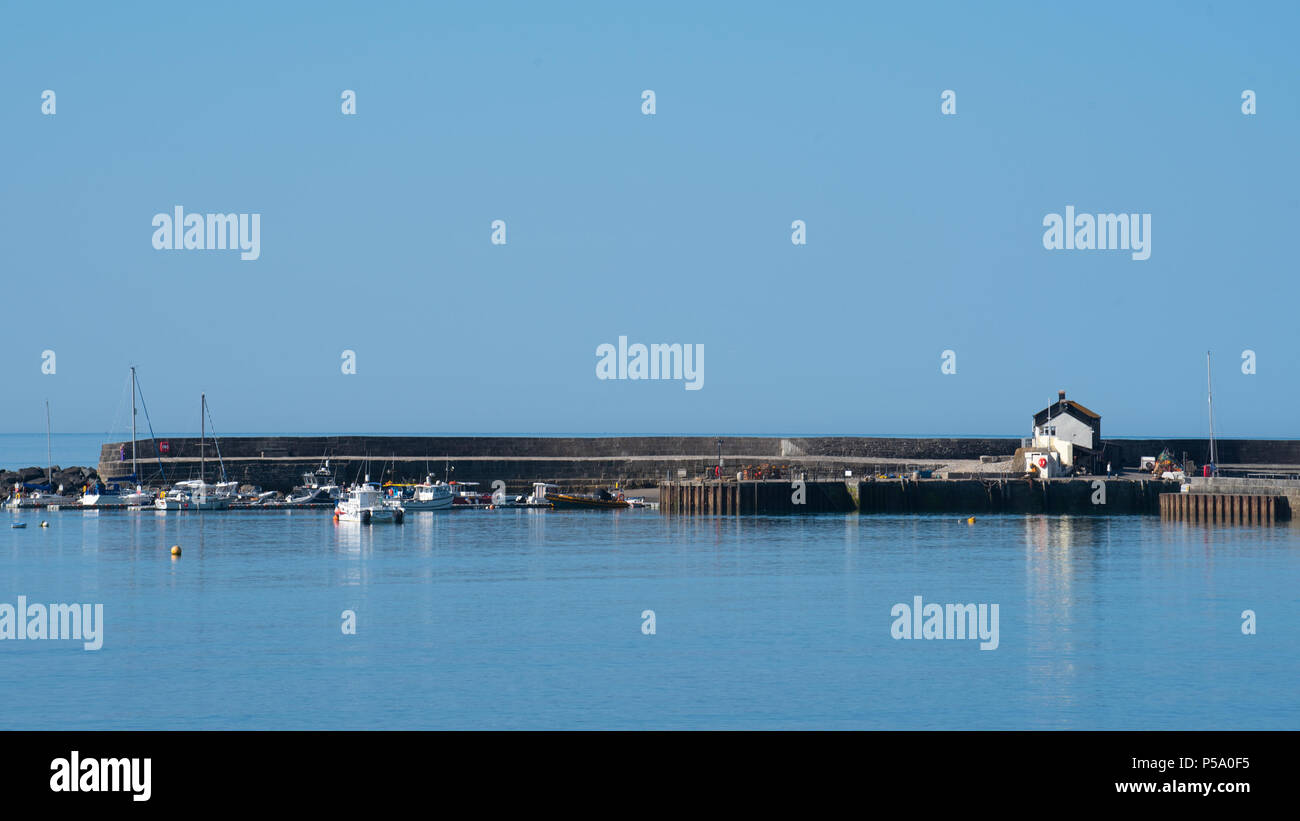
[
  {"left": 82, "top": 367, "right": 152, "bottom": 507},
  {"left": 155, "top": 393, "right": 234, "bottom": 510},
  {"left": 6, "top": 401, "right": 76, "bottom": 509},
  {"left": 1206, "top": 351, "right": 1219, "bottom": 478}
]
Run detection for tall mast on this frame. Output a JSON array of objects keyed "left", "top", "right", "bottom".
[
  {"left": 131, "top": 366, "right": 138, "bottom": 479},
  {"left": 200, "top": 392, "right": 206, "bottom": 483},
  {"left": 1206, "top": 351, "right": 1218, "bottom": 471},
  {"left": 45, "top": 399, "right": 52, "bottom": 488}
]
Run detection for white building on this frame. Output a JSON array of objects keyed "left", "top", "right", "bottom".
[
  {"left": 1032, "top": 390, "right": 1100, "bottom": 450},
  {"left": 1027, "top": 390, "right": 1101, "bottom": 473}
]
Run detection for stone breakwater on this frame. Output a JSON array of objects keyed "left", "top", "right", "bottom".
[
  {"left": 96, "top": 435, "right": 1025, "bottom": 493},
  {"left": 1, "top": 465, "right": 100, "bottom": 497},
  {"left": 91, "top": 435, "right": 1294, "bottom": 494}
]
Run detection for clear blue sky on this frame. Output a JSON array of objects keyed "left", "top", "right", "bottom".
[{"left": 2, "top": 1, "right": 1296, "bottom": 439}]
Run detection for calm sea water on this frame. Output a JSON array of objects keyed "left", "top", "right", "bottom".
[
  {"left": 0, "top": 433, "right": 107, "bottom": 472},
  {"left": 1, "top": 504, "right": 1296, "bottom": 730}
]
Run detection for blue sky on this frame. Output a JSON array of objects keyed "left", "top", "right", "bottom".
[{"left": 2, "top": 1, "right": 1296, "bottom": 438}]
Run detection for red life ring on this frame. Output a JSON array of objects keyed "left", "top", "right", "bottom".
[{"left": 1038, "top": 457, "right": 1047, "bottom": 468}]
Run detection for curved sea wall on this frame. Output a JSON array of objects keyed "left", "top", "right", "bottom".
[
  {"left": 95, "top": 435, "right": 1295, "bottom": 492},
  {"left": 96, "top": 435, "right": 1022, "bottom": 491}
]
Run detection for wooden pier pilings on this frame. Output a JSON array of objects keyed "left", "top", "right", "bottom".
[{"left": 1159, "top": 492, "right": 1288, "bottom": 523}]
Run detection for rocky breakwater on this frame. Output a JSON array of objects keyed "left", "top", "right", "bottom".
[{"left": 0, "top": 465, "right": 101, "bottom": 499}]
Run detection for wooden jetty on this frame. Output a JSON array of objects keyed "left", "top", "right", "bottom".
[{"left": 1159, "top": 492, "right": 1288, "bottom": 523}]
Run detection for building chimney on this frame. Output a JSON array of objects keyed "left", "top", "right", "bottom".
[{"left": 1058, "top": 389, "right": 1066, "bottom": 401}]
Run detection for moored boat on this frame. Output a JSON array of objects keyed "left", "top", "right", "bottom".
[
  {"left": 448, "top": 482, "right": 492, "bottom": 507},
  {"left": 154, "top": 480, "right": 232, "bottom": 511},
  {"left": 385, "top": 475, "right": 454, "bottom": 511},
  {"left": 81, "top": 480, "right": 152, "bottom": 508},
  {"left": 334, "top": 482, "right": 405, "bottom": 524},
  {"left": 6, "top": 488, "right": 76, "bottom": 509},
  {"left": 287, "top": 461, "right": 342, "bottom": 505},
  {"left": 547, "top": 489, "right": 629, "bottom": 510}
]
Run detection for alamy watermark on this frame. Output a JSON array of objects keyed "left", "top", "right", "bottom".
[
  {"left": 891, "top": 596, "right": 999, "bottom": 650},
  {"left": 0, "top": 596, "right": 103, "bottom": 650},
  {"left": 50, "top": 752, "right": 150, "bottom": 801},
  {"left": 151, "top": 206, "right": 261, "bottom": 260},
  {"left": 596, "top": 337, "right": 703, "bottom": 390},
  {"left": 1042, "top": 205, "right": 1150, "bottom": 260}
]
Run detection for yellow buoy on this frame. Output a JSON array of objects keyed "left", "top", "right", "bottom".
[
  {"left": 967, "top": 516, "right": 976, "bottom": 525},
  {"left": 171, "top": 545, "right": 182, "bottom": 557}
]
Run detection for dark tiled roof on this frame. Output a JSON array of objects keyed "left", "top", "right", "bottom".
[{"left": 1034, "top": 400, "right": 1101, "bottom": 426}]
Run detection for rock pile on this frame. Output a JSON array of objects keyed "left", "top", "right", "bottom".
[{"left": 0, "top": 465, "right": 100, "bottom": 497}]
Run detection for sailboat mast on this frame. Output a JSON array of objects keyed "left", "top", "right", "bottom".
[
  {"left": 45, "top": 399, "right": 52, "bottom": 488},
  {"left": 200, "top": 392, "right": 206, "bottom": 483},
  {"left": 131, "top": 366, "right": 138, "bottom": 479},
  {"left": 1207, "top": 351, "right": 1218, "bottom": 470}
]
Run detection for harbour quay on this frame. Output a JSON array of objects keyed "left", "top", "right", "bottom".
[
  {"left": 660, "top": 477, "right": 1178, "bottom": 515},
  {"left": 85, "top": 433, "right": 1300, "bottom": 515}
]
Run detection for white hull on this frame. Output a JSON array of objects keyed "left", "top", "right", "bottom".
[
  {"left": 154, "top": 485, "right": 232, "bottom": 511},
  {"left": 82, "top": 492, "right": 153, "bottom": 508},
  {"left": 6, "top": 494, "right": 75, "bottom": 509},
  {"left": 334, "top": 507, "right": 403, "bottom": 523},
  {"left": 403, "top": 495, "right": 454, "bottom": 511},
  {"left": 334, "top": 483, "right": 404, "bottom": 523}
]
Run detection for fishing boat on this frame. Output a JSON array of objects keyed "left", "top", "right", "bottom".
[
  {"left": 334, "top": 481, "right": 405, "bottom": 524},
  {"left": 547, "top": 489, "right": 630, "bottom": 510},
  {"left": 384, "top": 475, "right": 454, "bottom": 511},
  {"left": 286, "top": 461, "right": 342, "bottom": 505},
  {"left": 448, "top": 482, "right": 492, "bottom": 507}
]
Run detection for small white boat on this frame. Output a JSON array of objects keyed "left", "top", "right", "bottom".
[
  {"left": 6, "top": 489, "right": 75, "bottom": 509},
  {"left": 527, "top": 482, "right": 558, "bottom": 505},
  {"left": 81, "top": 481, "right": 152, "bottom": 508},
  {"left": 335, "top": 483, "right": 404, "bottom": 524},
  {"left": 154, "top": 480, "right": 232, "bottom": 511},
  {"left": 154, "top": 487, "right": 189, "bottom": 510}
]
